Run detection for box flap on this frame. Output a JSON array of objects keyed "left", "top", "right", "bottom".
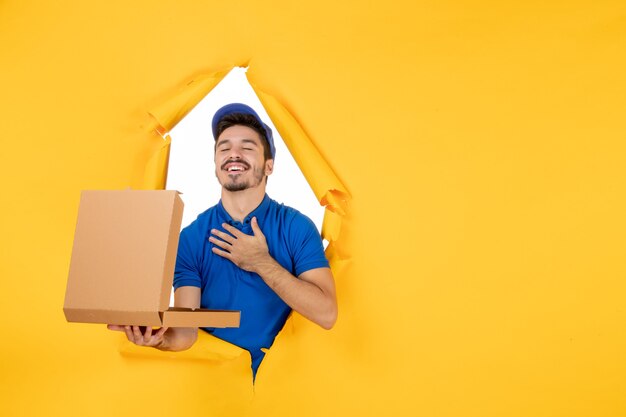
[
  {"left": 64, "top": 190, "right": 183, "bottom": 317},
  {"left": 161, "top": 308, "right": 241, "bottom": 328}
]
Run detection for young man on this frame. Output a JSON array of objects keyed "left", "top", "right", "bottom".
[{"left": 109, "top": 103, "right": 337, "bottom": 377}]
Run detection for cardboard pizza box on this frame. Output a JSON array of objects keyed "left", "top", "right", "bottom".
[{"left": 64, "top": 190, "right": 240, "bottom": 328}]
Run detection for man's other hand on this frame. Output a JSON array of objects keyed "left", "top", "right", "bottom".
[
  {"left": 107, "top": 325, "right": 168, "bottom": 348},
  {"left": 209, "top": 216, "right": 272, "bottom": 273}
]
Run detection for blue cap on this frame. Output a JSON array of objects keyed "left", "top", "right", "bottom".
[{"left": 211, "top": 103, "right": 276, "bottom": 159}]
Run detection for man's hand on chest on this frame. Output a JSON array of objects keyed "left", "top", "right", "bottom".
[{"left": 209, "top": 216, "right": 275, "bottom": 274}]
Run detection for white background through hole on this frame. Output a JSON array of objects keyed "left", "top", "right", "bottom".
[{"left": 165, "top": 67, "right": 325, "bottom": 306}]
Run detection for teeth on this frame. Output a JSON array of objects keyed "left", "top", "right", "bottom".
[{"left": 228, "top": 166, "right": 244, "bottom": 172}]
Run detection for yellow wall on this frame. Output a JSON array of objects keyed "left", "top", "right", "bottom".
[{"left": 1, "top": 1, "right": 625, "bottom": 416}]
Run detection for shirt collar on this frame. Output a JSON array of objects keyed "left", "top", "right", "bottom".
[{"left": 217, "top": 194, "right": 271, "bottom": 227}]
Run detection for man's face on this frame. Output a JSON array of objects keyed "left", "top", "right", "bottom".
[{"left": 214, "top": 125, "right": 273, "bottom": 192}]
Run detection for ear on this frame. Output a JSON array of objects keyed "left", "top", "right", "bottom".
[{"left": 265, "top": 159, "right": 274, "bottom": 176}]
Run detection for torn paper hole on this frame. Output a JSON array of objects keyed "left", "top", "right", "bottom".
[
  {"left": 165, "top": 67, "right": 326, "bottom": 305},
  {"left": 166, "top": 67, "right": 324, "bottom": 232}
]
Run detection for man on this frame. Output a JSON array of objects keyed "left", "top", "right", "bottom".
[{"left": 109, "top": 103, "right": 337, "bottom": 378}]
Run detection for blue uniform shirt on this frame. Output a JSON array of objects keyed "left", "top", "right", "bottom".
[{"left": 173, "top": 194, "right": 329, "bottom": 377}]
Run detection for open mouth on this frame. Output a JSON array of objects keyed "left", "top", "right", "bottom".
[{"left": 222, "top": 161, "right": 250, "bottom": 173}]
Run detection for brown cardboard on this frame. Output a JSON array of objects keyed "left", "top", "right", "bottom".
[{"left": 64, "top": 190, "right": 240, "bottom": 328}]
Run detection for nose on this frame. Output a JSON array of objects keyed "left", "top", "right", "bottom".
[{"left": 226, "top": 148, "right": 243, "bottom": 160}]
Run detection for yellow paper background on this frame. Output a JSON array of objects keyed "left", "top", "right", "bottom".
[{"left": 1, "top": 1, "right": 626, "bottom": 416}]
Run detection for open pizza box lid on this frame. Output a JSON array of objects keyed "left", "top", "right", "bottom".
[{"left": 63, "top": 190, "right": 240, "bottom": 328}]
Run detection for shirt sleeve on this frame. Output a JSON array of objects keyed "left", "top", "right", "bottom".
[
  {"left": 173, "top": 225, "right": 202, "bottom": 289},
  {"left": 289, "top": 213, "right": 330, "bottom": 277}
]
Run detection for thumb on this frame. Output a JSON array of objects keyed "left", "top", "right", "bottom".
[{"left": 251, "top": 217, "right": 264, "bottom": 236}]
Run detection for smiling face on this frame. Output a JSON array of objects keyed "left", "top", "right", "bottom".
[{"left": 214, "top": 125, "right": 274, "bottom": 192}]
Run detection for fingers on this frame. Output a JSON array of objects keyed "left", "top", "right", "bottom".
[
  {"left": 211, "top": 223, "right": 244, "bottom": 242},
  {"left": 143, "top": 325, "right": 153, "bottom": 343},
  {"left": 210, "top": 228, "right": 236, "bottom": 244},
  {"left": 209, "top": 235, "right": 231, "bottom": 250},
  {"left": 211, "top": 246, "right": 233, "bottom": 261},
  {"left": 107, "top": 324, "right": 126, "bottom": 331},
  {"left": 155, "top": 327, "right": 168, "bottom": 338},
  {"left": 124, "top": 326, "right": 134, "bottom": 341},
  {"left": 251, "top": 217, "right": 264, "bottom": 236},
  {"left": 221, "top": 223, "right": 243, "bottom": 237},
  {"left": 132, "top": 325, "right": 144, "bottom": 344},
  {"left": 117, "top": 326, "right": 166, "bottom": 347}
]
